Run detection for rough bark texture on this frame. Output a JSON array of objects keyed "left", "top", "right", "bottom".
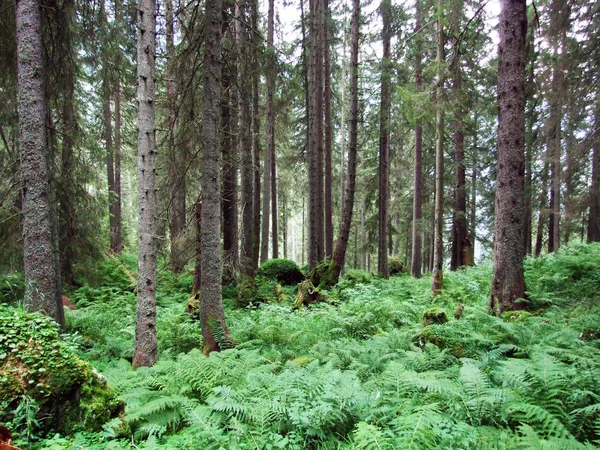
[
  {"left": 534, "top": 162, "right": 549, "bottom": 256},
  {"left": 193, "top": 201, "right": 202, "bottom": 293},
  {"left": 200, "top": 0, "right": 231, "bottom": 355},
  {"left": 324, "top": 0, "right": 333, "bottom": 259},
  {"left": 490, "top": 0, "right": 527, "bottom": 316},
  {"left": 17, "top": 0, "right": 64, "bottom": 326},
  {"left": 260, "top": 0, "right": 274, "bottom": 264},
  {"left": 329, "top": 0, "right": 359, "bottom": 285},
  {"left": 431, "top": 5, "right": 444, "bottom": 296},
  {"left": 588, "top": 107, "right": 600, "bottom": 242},
  {"left": 133, "top": 0, "right": 158, "bottom": 368},
  {"left": 271, "top": 142, "right": 279, "bottom": 258},
  {"left": 411, "top": 0, "right": 423, "bottom": 278},
  {"left": 238, "top": 0, "right": 254, "bottom": 278},
  {"left": 113, "top": 0, "right": 123, "bottom": 255},
  {"left": 377, "top": 0, "right": 391, "bottom": 279},
  {"left": 251, "top": 0, "right": 261, "bottom": 272},
  {"left": 166, "top": 0, "right": 186, "bottom": 272}
]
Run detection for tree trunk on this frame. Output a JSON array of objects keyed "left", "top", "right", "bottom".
[
  {"left": 324, "top": 0, "right": 333, "bottom": 259},
  {"left": 166, "top": 0, "right": 186, "bottom": 272},
  {"left": 411, "top": 0, "right": 423, "bottom": 278},
  {"left": 133, "top": 0, "right": 158, "bottom": 367},
  {"left": 271, "top": 142, "right": 279, "bottom": 258},
  {"left": 377, "top": 0, "right": 391, "bottom": 279},
  {"left": 489, "top": 0, "right": 527, "bottom": 316},
  {"left": 113, "top": 0, "right": 123, "bottom": 255},
  {"left": 251, "top": 0, "right": 261, "bottom": 272},
  {"left": 193, "top": 201, "right": 202, "bottom": 293},
  {"left": 534, "top": 162, "right": 549, "bottom": 256},
  {"left": 329, "top": 0, "right": 359, "bottom": 285},
  {"left": 431, "top": 2, "right": 444, "bottom": 296},
  {"left": 238, "top": 0, "right": 255, "bottom": 278},
  {"left": 450, "top": 3, "right": 466, "bottom": 271},
  {"left": 588, "top": 107, "right": 600, "bottom": 242},
  {"left": 17, "top": 0, "right": 64, "bottom": 326},
  {"left": 200, "top": 0, "right": 231, "bottom": 355},
  {"left": 260, "top": 0, "right": 274, "bottom": 264}
]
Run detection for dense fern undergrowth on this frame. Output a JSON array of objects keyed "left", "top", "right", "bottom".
[{"left": 5, "top": 244, "right": 600, "bottom": 449}]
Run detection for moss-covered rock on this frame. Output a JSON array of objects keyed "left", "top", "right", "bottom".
[
  {"left": 501, "top": 310, "right": 533, "bottom": 323},
  {"left": 422, "top": 307, "right": 449, "bottom": 326},
  {"left": 0, "top": 307, "right": 123, "bottom": 436},
  {"left": 258, "top": 258, "right": 305, "bottom": 285},
  {"left": 388, "top": 257, "right": 407, "bottom": 276}
]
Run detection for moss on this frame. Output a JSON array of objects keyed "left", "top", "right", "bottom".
[
  {"left": 0, "top": 306, "right": 123, "bottom": 436},
  {"left": 237, "top": 276, "right": 258, "bottom": 306},
  {"left": 422, "top": 307, "right": 449, "bottom": 326},
  {"left": 501, "top": 310, "right": 533, "bottom": 322},
  {"left": 258, "top": 259, "right": 305, "bottom": 285},
  {"left": 293, "top": 281, "right": 328, "bottom": 309}
]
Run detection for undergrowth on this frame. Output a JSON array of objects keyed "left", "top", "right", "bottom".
[{"left": 14, "top": 245, "right": 600, "bottom": 448}]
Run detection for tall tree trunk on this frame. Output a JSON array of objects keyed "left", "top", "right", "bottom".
[
  {"left": 113, "top": 0, "right": 123, "bottom": 254},
  {"left": 377, "top": 0, "right": 391, "bottom": 278},
  {"left": 411, "top": 0, "right": 423, "bottom": 278},
  {"left": 329, "top": 0, "right": 359, "bottom": 285},
  {"left": 450, "top": 3, "right": 466, "bottom": 271},
  {"left": 324, "top": 0, "right": 333, "bottom": 258},
  {"left": 251, "top": 0, "right": 261, "bottom": 271},
  {"left": 260, "top": 0, "right": 275, "bottom": 264},
  {"left": 271, "top": 143, "right": 279, "bottom": 258},
  {"left": 133, "top": 0, "right": 158, "bottom": 367},
  {"left": 534, "top": 162, "right": 549, "bottom": 256},
  {"left": 193, "top": 201, "right": 202, "bottom": 293},
  {"left": 200, "top": 0, "right": 231, "bottom": 355},
  {"left": 221, "top": 5, "right": 238, "bottom": 283},
  {"left": 59, "top": 0, "right": 76, "bottom": 288},
  {"left": 17, "top": 0, "right": 64, "bottom": 326},
  {"left": 238, "top": 0, "right": 254, "bottom": 278},
  {"left": 166, "top": 0, "right": 186, "bottom": 272},
  {"left": 588, "top": 106, "right": 600, "bottom": 242},
  {"left": 431, "top": 2, "right": 445, "bottom": 295},
  {"left": 489, "top": 0, "right": 527, "bottom": 316}
]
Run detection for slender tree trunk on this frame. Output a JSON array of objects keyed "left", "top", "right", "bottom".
[
  {"left": 324, "top": 0, "right": 333, "bottom": 259},
  {"left": 251, "top": 0, "right": 261, "bottom": 272},
  {"left": 238, "top": 0, "right": 254, "bottom": 278},
  {"left": 200, "top": 0, "right": 231, "bottom": 355},
  {"left": 260, "top": 0, "right": 275, "bottom": 264},
  {"left": 271, "top": 143, "right": 279, "bottom": 258},
  {"left": 588, "top": 107, "right": 600, "bottom": 242},
  {"left": 431, "top": 3, "right": 445, "bottom": 295},
  {"left": 490, "top": 0, "right": 527, "bottom": 316},
  {"left": 17, "top": 0, "right": 63, "bottom": 325},
  {"left": 329, "top": 0, "right": 359, "bottom": 285},
  {"left": 377, "top": 0, "right": 391, "bottom": 278},
  {"left": 360, "top": 195, "right": 367, "bottom": 270},
  {"left": 193, "top": 201, "right": 202, "bottom": 293},
  {"left": 534, "top": 162, "right": 549, "bottom": 256},
  {"left": 113, "top": 0, "right": 123, "bottom": 254},
  {"left": 133, "top": 0, "right": 158, "bottom": 367},
  {"left": 166, "top": 0, "right": 186, "bottom": 272},
  {"left": 411, "top": 0, "right": 423, "bottom": 278}
]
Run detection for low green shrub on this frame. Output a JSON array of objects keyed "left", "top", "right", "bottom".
[{"left": 258, "top": 258, "right": 304, "bottom": 285}]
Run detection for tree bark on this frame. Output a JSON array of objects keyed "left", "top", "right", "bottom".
[
  {"left": 411, "top": 0, "right": 423, "bottom": 278},
  {"left": 377, "top": 0, "right": 391, "bottom": 279},
  {"left": 200, "top": 0, "right": 231, "bottom": 355},
  {"left": 490, "top": 0, "right": 527, "bottom": 316},
  {"left": 431, "top": 2, "right": 445, "bottom": 295},
  {"left": 329, "top": 0, "right": 359, "bottom": 285},
  {"left": 113, "top": 0, "right": 123, "bottom": 254},
  {"left": 588, "top": 107, "right": 600, "bottom": 242},
  {"left": 133, "top": 0, "right": 158, "bottom": 367},
  {"left": 324, "top": 0, "right": 333, "bottom": 259},
  {"left": 17, "top": 0, "right": 64, "bottom": 326},
  {"left": 166, "top": 0, "right": 186, "bottom": 272},
  {"left": 534, "top": 162, "right": 549, "bottom": 256},
  {"left": 271, "top": 140, "right": 279, "bottom": 258},
  {"left": 251, "top": 0, "right": 261, "bottom": 272}
]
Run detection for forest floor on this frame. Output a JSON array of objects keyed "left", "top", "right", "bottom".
[{"left": 10, "top": 244, "right": 600, "bottom": 449}]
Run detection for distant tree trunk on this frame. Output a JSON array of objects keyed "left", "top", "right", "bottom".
[
  {"left": 17, "top": 0, "right": 64, "bottom": 326},
  {"left": 260, "top": 0, "right": 274, "bottom": 264},
  {"left": 450, "top": 4, "right": 466, "bottom": 271},
  {"left": 251, "top": 0, "right": 261, "bottom": 272},
  {"left": 193, "top": 201, "right": 202, "bottom": 293},
  {"left": 133, "top": 0, "right": 158, "bottom": 367},
  {"left": 411, "top": 0, "right": 423, "bottom": 278},
  {"left": 377, "top": 0, "right": 391, "bottom": 279},
  {"left": 431, "top": 3, "right": 444, "bottom": 296},
  {"left": 221, "top": 5, "right": 238, "bottom": 283},
  {"left": 59, "top": 0, "right": 76, "bottom": 288},
  {"left": 316, "top": 0, "right": 325, "bottom": 263},
  {"left": 271, "top": 145, "right": 279, "bottom": 258},
  {"left": 588, "top": 107, "right": 600, "bottom": 242},
  {"left": 324, "top": 0, "right": 333, "bottom": 259},
  {"left": 489, "top": 0, "right": 527, "bottom": 316},
  {"left": 200, "top": 0, "right": 231, "bottom": 355},
  {"left": 166, "top": 0, "right": 186, "bottom": 272},
  {"left": 360, "top": 195, "right": 367, "bottom": 270},
  {"left": 238, "top": 0, "right": 255, "bottom": 278},
  {"left": 534, "top": 162, "right": 549, "bottom": 256},
  {"left": 329, "top": 0, "right": 359, "bottom": 285}
]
